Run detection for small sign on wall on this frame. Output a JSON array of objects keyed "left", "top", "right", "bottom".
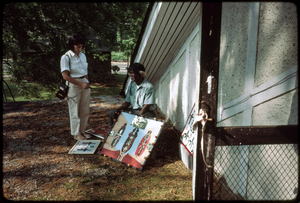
[
  {"left": 180, "top": 103, "right": 196, "bottom": 156},
  {"left": 179, "top": 104, "right": 196, "bottom": 169}
]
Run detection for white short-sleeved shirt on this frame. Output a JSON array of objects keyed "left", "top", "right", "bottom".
[
  {"left": 60, "top": 50, "right": 88, "bottom": 78},
  {"left": 125, "top": 79, "right": 156, "bottom": 111}
]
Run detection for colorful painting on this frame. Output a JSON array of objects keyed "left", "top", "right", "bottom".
[
  {"left": 98, "top": 112, "right": 165, "bottom": 171},
  {"left": 180, "top": 103, "right": 196, "bottom": 156},
  {"left": 111, "top": 123, "right": 127, "bottom": 147},
  {"left": 69, "top": 140, "right": 101, "bottom": 154},
  {"left": 135, "top": 130, "right": 152, "bottom": 156},
  {"left": 131, "top": 115, "right": 148, "bottom": 129},
  {"left": 85, "top": 125, "right": 111, "bottom": 139}
]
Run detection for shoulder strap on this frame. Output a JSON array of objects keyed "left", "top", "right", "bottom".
[
  {"left": 66, "top": 54, "right": 71, "bottom": 72},
  {"left": 60, "top": 54, "right": 71, "bottom": 84},
  {"left": 66, "top": 54, "right": 71, "bottom": 86}
]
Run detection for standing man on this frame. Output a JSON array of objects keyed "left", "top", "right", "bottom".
[{"left": 110, "top": 63, "right": 156, "bottom": 126}]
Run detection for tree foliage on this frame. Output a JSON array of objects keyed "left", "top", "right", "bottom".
[
  {"left": 2, "top": 2, "right": 148, "bottom": 98},
  {"left": 113, "top": 3, "right": 147, "bottom": 61}
]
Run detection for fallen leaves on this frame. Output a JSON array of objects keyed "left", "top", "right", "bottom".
[{"left": 2, "top": 96, "right": 193, "bottom": 201}]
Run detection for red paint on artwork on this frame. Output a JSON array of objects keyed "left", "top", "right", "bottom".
[
  {"left": 180, "top": 140, "right": 193, "bottom": 157},
  {"left": 122, "top": 154, "right": 143, "bottom": 169},
  {"left": 86, "top": 125, "right": 111, "bottom": 138},
  {"left": 135, "top": 130, "right": 151, "bottom": 156},
  {"left": 100, "top": 148, "right": 120, "bottom": 160}
]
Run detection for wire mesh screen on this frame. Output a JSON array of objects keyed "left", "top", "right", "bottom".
[{"left": 212, "top": 144, "right": 299, "bottom": 200}]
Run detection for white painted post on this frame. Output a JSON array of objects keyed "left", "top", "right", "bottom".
[
  {"left": 184, "top": 44, "right": 190, "bottom": 123},
  {"left": 193, "top": 16, "right": 203, "bottom": 201},
  {"left": 238, "top": 2, "right": 260, "bottom": 198}
]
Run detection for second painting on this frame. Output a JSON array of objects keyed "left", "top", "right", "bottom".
[{"left": 99, "top": 112, "right": 165, "bottom": 171}]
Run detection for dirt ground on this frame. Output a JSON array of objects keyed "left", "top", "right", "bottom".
[{"left": 2, "top": 96, "right": 193, "bottom": 201}]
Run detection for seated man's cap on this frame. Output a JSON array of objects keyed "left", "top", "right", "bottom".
[{"left": 127, "top": 63, "right": 145, "bottom": 72}]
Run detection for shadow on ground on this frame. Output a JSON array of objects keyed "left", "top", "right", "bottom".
[{"left": 2, "top": 97, "right": 193, "bottom": 201}]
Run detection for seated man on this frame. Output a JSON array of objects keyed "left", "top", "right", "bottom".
[{"left": 110, "top": 63, "right": 156, "bottom": 127}]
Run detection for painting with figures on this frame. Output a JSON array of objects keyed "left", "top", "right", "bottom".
[
  {"left": 69, "top": 140, "right": 101, "bottom": 154},
  {"left": 98, "top": 112, "right": 165, "bottom": 171},
  {"left": 85, "top": 125, "right": 111, "bottom": 139}
]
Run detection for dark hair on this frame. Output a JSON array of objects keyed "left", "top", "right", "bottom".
[{"left": 68, "top": 34, "right": 85, "bottom": 50}]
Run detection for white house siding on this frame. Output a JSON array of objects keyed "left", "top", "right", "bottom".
[
  {"left": 214, "top": 2, "right": 298, "bottom": 200},
  {"left": 159, "top": 71, "right": 170, "bottom": 118},
  {"left": 171, "top": 51, "right": 186, "bottom": 130},
  {"left": 217, "top": 2, "right": 251, "bottom": 126},
  {"left": 128, "top": 2, "right": 202, "bottom": 170},
  {"left": 253, "top": 2, "right": 298, "bottom": 126},
  {"left": 155, "top": 25, "right": 200, "bottom": 132},
  {"left": 154, "top": 25, "right": 201, "bottom": 170},
  {"left": 217, "top": 2, "right": 298, "bottom": 127},
  {"left": 188, "top": 34, "right": 201, "bottom": 116}
]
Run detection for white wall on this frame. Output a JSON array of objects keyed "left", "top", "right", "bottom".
[
  {"left": 217, "top": 2, "right": 298, "bottom": 127},
  {"left": 214, "top": 2, "right": 298, "bottom": 200},
  {"left": 154, "top": 25, "right": 201, "bottom": 132},
  {"left": 153, "top": 23, "right": 201, "bottom": 172}
]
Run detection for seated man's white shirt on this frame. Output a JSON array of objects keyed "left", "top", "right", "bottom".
[
  {"left": 125, "top": 79, "right": 156, "bottom": 111},
  {"left": 60, "top": 50, "right": 88, "bottom": 78}
]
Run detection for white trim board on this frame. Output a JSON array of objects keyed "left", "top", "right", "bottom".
[
  {"left": 153, "top": 23, "right": 200, "bottom": 90},
  {"left": 238, "top": 3, "right": 259, "bottom": 198},
  {"left": 135, "top": 2, "right": 162, "bottom": 63},
  {"left": 244, "top": 2, "right": 259, "bottom": 94},
  {"left": 154, "top": 24, "right": 200, "bottom": 123},
  {"left": 217, "top": 65, "right": 298, "bottom": 123}
]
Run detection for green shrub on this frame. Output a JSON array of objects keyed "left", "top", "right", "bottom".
[{"left": 111, "top": 51, "right": 128, "bottom": 61}]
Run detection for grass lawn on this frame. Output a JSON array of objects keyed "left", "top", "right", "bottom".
[{"left": 2, "top": 74, "right": 127, "bottom": 102}]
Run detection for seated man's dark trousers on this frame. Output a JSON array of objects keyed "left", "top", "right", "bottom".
[{"left": 109, "top": 108, "right": 156, "bottom": 127}]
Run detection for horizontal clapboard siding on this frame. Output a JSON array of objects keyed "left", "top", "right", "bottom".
[
  {"left": 133, "top": 2, "right": 201, "bottom": 86},
  {"left": 150, "top": 2, "right": 200, "bottom": 83}
]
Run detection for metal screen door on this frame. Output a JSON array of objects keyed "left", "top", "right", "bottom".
[{"left": 195, "top": 2, "right": 298, "bottom": 201}]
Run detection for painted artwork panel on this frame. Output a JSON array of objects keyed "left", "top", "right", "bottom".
[
  {"left": 179, "top": 144, "right": 193, "bottom": 169},
  {"left": 99, "top": 112, "right": 165, "bottom": 171},
  {"left": 131, "top": 115, "right": 148, "bottom": 130},
  {"left": 69, "top": 140, "right": 101, "bottom": 154},
  {"left": 85, "top": 125, "right": 110, "bottom": 139},
  {"left": 180, "top": 103, "right": 196, "bottom": 156}
]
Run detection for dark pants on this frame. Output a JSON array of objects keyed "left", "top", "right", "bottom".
[{"left": 110, "top": 108, "right": 156, "bottom": 127}]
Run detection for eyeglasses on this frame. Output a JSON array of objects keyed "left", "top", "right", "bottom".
[{"left": 127, "top": 70, "right": 136, "bottom": 76}]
